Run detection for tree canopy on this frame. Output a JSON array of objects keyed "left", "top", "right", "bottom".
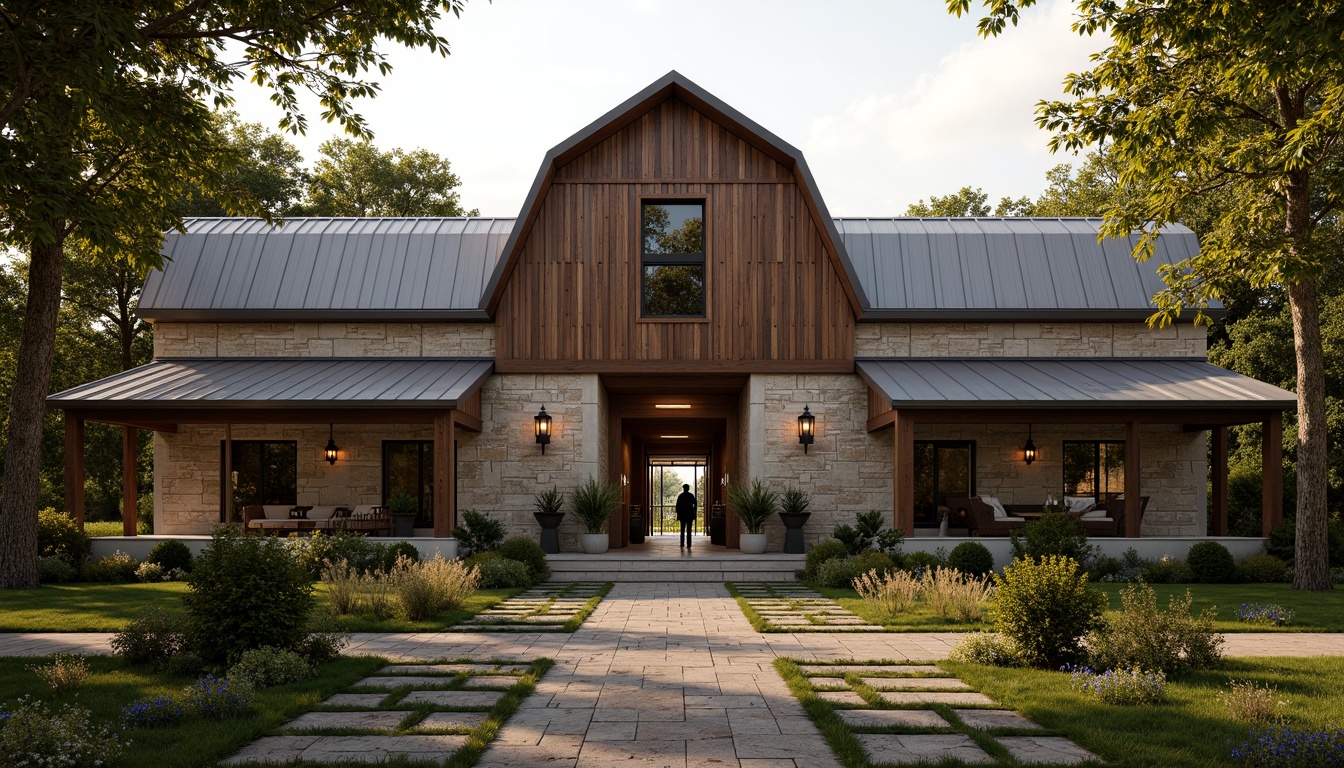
[{"left": 298, "top": 139, "right": 477, "bottom": 217}]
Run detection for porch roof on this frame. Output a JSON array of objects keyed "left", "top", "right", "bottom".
[
  {"left": 47, "top": 357, "right": 494, "bottom": 409},
  {"left": 857, "top": 357, "right": 1296, "bottom": 410}
]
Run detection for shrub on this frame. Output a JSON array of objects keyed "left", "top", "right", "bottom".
[
  {"left": 296, "top": 610, "right": 350, "bottom": 666},
  {"left": 147, "top": 539, "right": 194, "bottom": 573},
  {"left": 112, "top": 607, "right": 186, "bottom": 666},
  {"left": 395, "top": 554, "right": 480, "bottom": 621},
  {"left": 852, "top": 550, "right": 896, "bottom": 577},
  {"left": 1010, "top": 511, "right": 1096, "bottom": 566},
  {"left": 184, "top": 530, "right": 314, "bottom": 664},
  {"left": 136, "top": 561, "right": 165, "bottom": 582},
  {"left": 1142, "top": 555, "right": 1194, "bottom": 583},
  {"left": 358, "top": 568, "right": 397, "bottom": 620},
  {"left": 1266, "top": 518, "right": 1344, "bottom": 567},
  {"left": 0, "top": 697, "right": 122, "bottom": 768},
  {"left": 497, "top": 537, "right": 550, "bottom": 583},
  {"left": 452, "top": 509, "right": 508, "bottom": 555},
  {"left": 992, "top": 556, "right": 1105, "bottom": 668},
  {"left": 320, "top": 559, "right": 362, "bottom": 615},
  {"left": 84, "top": 550, "right": 139, "bottom": 582},
  {"left": 1187, "top": 540, "right": 1237, "bottom": 583},
  {"left": 727, "top": 479, "right": 778, "bottom": 535},
  {"left": 227, "top": 647, "right": 314, "bottom": 688},
  {"left": 816, "top": 556, "right": 862, "bottom": 589},
  {"left": 923, "top": 567, "right": 993, "bottom": 623},
  {"left": 122, "top": 696, "right": 185, "bottom": 728},
  {"left": 832, "top": 509, "right": 903, "bottom": 555},
  {"left": 289, "top": 530, "right": 388, "bottom": 578},
  {"left": 902, "top": 550, "right": 946, "bottom": 574},
  {"left": 1237, "top": 554, "right": 1289, "bottom": 583},
  {"left": 36, "top": 507, "right": 91, "bottom": 569},
  {"left": 474, "top": 556, "right": 532, "bottom": 589},
  {"left": 1230, "top": 726, "right": 1344, "bottom": 767},
  {"left": 382, "top": 541, "right": 421, "bottom": 573},
  {"left": 28, "top": 654, "right": 89, "bottom": 694},
  {"left": 854, "top": 569, "right": 922, "bottom": 617},
  {"left": 1068, "top": 665, "right": 1166, "bottom": 705},
  {"left": 805, "top": 541, "right": 848, "bottom": 580},
  {"left": 1086, "top": 582, "right": 1222, "bottom": 674},
  {"left": 164, "top": 652, "right": 205, "bottom": 678},
  {"left": 37, "top": 555, "right": 77, "bottom": 584},
  {"left": 1236, "top": 603, "right": 1295, "bottom": 627},
  {"left": 947, "top": 541, "right": 994, "bottom": 577},
  {"left": 181, "top": 674, "right": 252, "bottom": 719},
  {"left": 1219, "top": 680, "right": 1289, "bottom": 724},
  {"left": 949, "top": 632, "right": 1022, "bottom": 667}
]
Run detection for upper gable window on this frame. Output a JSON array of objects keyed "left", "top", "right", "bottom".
[{"left": 641, "top": 202, "right": 705, "bottom": 317}]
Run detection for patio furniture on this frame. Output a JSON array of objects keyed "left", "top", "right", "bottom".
[
  {"left": 339, "top": 505, "right": 392, "bottom": 536},
  {"left": 945, "top": 497, "right": 1029, "bottom": 537},
  {"left": 1085, "top": 496, "right": 1149, "bottom": 537},
  {"left": 243, "top": 504, "right": 366, "bottom": 535}
]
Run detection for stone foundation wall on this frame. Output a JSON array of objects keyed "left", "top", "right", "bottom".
[
  {"left": 153, "top": 322, "right": 495, "bottom": 358},
  {"left": 855, "top": 322, "right": 1207, "bottom": 358}
]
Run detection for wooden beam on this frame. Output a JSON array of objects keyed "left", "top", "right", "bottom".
[
  {"left": 1124, "top": 421, "right": 1142, "bottom": 537},
  {"left": 893, "top": 410, "right": 915, "bottom": 535},
  {"left": 449, "top": 409, "right": 483, "bottom": 433},
  {"left": 1262, "top": 413, "right": 1284, "bottom": 536},
  {"left": 866, "top": 409, "right": 898, "bottom": 433},
  {"left": 1211, "top": 426, "right": 1228, "bottom": 536},
  {"left": 64, "top": 415, "right": 85, "bottom": 528},
  {"left": 122, "top": 426, "right": 138, "bottom": 537},
  {"left": 495, "top": 359, "right": 856, "bottom": 375},
  {"left": 433, "top": 413, "right": 456, "bottom": 538}
]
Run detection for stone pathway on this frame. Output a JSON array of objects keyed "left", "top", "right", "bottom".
[
  {"left": 802, "top": 662, "right": 1102, "bottom": 765},
  {"left": 731, "top": 582, "right": 886, "bottom": 632},
  {"left": 457, "top": 583, "right": 608, "bottom": 632},
  {"left": 223, "top": 661, "right": 534, "bottom": 764}
]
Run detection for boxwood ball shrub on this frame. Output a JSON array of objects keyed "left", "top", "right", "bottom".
[
  {"left": 227, "top": 646, "right": 314, "bottom": 688},
  {"left": 1186, "top": 540, "right": 1237, "bottom": 583},
  {"left": 381, "top": 540, "right": 421, "bottom": 573},
  {"left": 947, "top": 541, "right": 995, "bottom": 577},
  {"left": 184, "top": 530, "right": 314, "bottom": 664},
  {"left": 1236, "top": 554, "right": 1289, "bottom": 583},
  {"left": 991, "top": 555, "right": 1106, "bottom": 668},
  {"left": 497, "top": 536, "right": 551, "bottom": 583},
  {"left": 852, "top": 550, "right": 896, "bottom": 576},
  {"left": 817, "top": 556, "right": 862, "bottom": 589},
  {"left": 147, "top": 539, "right": 194, "bottom": 573},
  {"left": 804, "top": 540, "right": 848, "bottom": 580},
  {"left": 475, "top": 556, "right": 533, "bottom": 589},
  {"left": 37, "top": 555, "right": 78, "bottom": 584}
]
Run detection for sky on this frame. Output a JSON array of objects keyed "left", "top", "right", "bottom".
[{"left": 229, "top": 0, "right": 1106, "bottom": 218}]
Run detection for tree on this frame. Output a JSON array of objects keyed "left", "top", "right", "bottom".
[
  {"left": 0, "top": 1, "right": 468, "bottom": 589},
  {"left": 906, "top": 186, "right": 992, "bottom": 217},
  {"left": 299, "top": 139, "right": 478, "bottom": 217},
  {"left": 181, "top": 116, "right": 307, "bottom": 219},
  {"left": 949, "top": 0, "right": 1344, "bottom": 589}
]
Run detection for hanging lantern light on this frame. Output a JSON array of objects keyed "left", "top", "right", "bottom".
[
  {"left": 1023, "top": 424, "right": 1037, "bottom": 466},
  {"left": 325, "top": 424, "right": 339, "bottom": 465}
]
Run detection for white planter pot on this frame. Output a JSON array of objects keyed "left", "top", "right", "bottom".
[
  {"left": 578, "top": 533, "right": 610, "bottom": 554},
  {"left": 739, "top": 532, "right": 768, "bottom": 554}
]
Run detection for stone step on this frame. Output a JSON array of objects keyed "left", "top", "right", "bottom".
[{"left": 546, "top": 553, "right": 803, "bottom": 583}]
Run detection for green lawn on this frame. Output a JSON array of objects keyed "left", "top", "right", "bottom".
[
  {"left": 0, "top": 581, "right": 522, "bottom": 632},
  {"left": 816, "top": 581, "right": 1344, "bottom": 633}
]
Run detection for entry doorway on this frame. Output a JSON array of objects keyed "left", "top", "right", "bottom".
[{"left": 647, "top": 456, "right": 709, "bottom": 537}]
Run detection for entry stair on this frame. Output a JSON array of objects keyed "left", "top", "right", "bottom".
[{"left": 547, "top": 544, "right": 803, "bottom": 583}]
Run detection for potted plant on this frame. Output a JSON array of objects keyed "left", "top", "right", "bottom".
[
  {"left": 570, "top": 475, "right": 621, "bottom": 554},
  {"left": 533, "top": 486, "right": 566, "bottom": 554},
  {"left": 778, "top": 487, "right": 812, "bottom": 554},
  {"left": 386, "top": 490, "right": 418, "bottom": 537},
  {"left": 728, "top": 479, "right": 778, "bottom": 554}
]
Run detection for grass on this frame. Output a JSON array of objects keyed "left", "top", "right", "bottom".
[
  {"left": 0, "top": 654, "right": 385, "bottom": 768},
  {"left": 84, "top": 521, "right": 128, "bottom": 537},
  {"left": 560, "top": 582, "right": 612, "bottom": 632},
  {"left": 723, "top": 583, "right": 773, "bottom": 632}
]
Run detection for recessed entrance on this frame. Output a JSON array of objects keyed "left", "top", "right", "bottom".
[{"left": 647, "top": 455, "right": 709, "bottom": 537}]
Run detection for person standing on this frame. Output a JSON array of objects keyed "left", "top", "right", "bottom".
[{"left": 675, "top": 483, "right": 697, "bottom": 550}]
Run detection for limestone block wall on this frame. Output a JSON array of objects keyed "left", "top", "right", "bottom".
[
  {"left": 153, "top": 322, "right": 496, "bottom": 358},
  {"left": 913, "top": 422, "right": 1207, "bottom": 535},
  {"left": 855, "top": 322, "right": 1207, "bottom": 358},
  {"left": 153, "top": 422, "right": 431, "bottom": 535},
  {"left": 455, "top": 374, "right": 606, "bottom": 551}
]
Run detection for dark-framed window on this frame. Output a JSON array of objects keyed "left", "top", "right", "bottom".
[
  {"left": 220, "top": 441, "right": 297, "bottom": 521},
  {"left": 913, "top": 440, "right": 976, "bottom": 528},
  {"left": 641, "top": 201, "right": 705, "bottom": 317},
  {"left": 1062, "top": 441, "right": 1126, "bottom": 502},
  {"left": 383, "top": 441, "right": 434, "bottom": 529}
]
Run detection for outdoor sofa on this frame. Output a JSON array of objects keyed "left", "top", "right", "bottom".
[
  {"left": 945, "top": 495, "right": 1149, "bottom": 537},
  {"left": 242, "top": 504, "right": 392, "bottom": 536}
]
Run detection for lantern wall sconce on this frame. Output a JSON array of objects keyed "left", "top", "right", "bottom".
[
  {"left": 797, "top": 406, "right": 816, "bottom": 453},
  {"left": 534, "top": 406, "right": 552, "bottom": 454},
  {"left": 325, "top": 424, "right": 339, "bottom": 465},
  {"left": 1023, "top": 424, "right": 1037, "bottom": 466}
]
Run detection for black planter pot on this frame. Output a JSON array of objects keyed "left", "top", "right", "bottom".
[
  {"left": 392, "top": 512, "right": 416, "bottom": 538},
  {"left": 533, "top": 512, "right": 565, "bottom": 554},
  {"left": 778, "top": 511, "right": 811, "bottom": 554}
]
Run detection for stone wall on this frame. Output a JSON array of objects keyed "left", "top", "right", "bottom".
[
  {"left": 855, "top": 322, "right": 1207, "bottom": 358},
  {"left": 153, "top": 322, "right": 495, "bottom": 358}
]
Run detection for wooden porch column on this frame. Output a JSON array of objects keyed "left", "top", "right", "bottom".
[
  {"left": 122, "top": 426, "right": 138, "bottom": 536},
  {"left": 1210, "top": 426, "right": 1229, "bottom": 536},
  {"left": 1262, "top": 412, "right": 1284, "bottom": 536},
  {"left": 433, "top": 413, "right": 457, "bottom": 538},
  {"left": 64, "top": 414, "right": 85, "bottom": 527},
  {"left": 1124, "top": 420, "right": 1142, "bottom": 537},
  {"left": 893, "top": 410, "right": 915, "bottom": 535}
]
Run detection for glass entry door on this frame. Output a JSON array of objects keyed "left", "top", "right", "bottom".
[
  {"left": 913, "top": 441, "right": 975, "bottom": 528},
  {"left": 647, "top": 456, "right": 709, "bottom": 535}
]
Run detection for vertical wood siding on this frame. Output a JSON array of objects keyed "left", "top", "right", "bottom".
[{"left": 495, "top": 98, "right": 855, "bottom": 370}]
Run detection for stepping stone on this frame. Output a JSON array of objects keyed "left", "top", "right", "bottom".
[
  {"left": 285, "top": 711, "right": 410, "bottom": 731},
  {"left": 816, "top": 691, "right": 867, "bottom": 705},
  {"left": 860, "top": 677, "right": 972, "bottom": 691},
  {"left": 322, "top": 693, "right": 388, "bottom": 708},
  {"left": 401, "top": 690, "right": 506, "bottom": 707},
  {"left": 879, "top": 691, "right": 995, "bottom": 706},
  {"left": 411, "top": 711, "right": 490, "bottom": 731},
  {"left": 221, "top": 736, "right": 319, "bottom": 764},
  {"left": 355, "top": 676, "right": 458, "bottom": 689},
  {"left": 998, "top": 736, "right": 1099, "bottom": 764},
  {"left": 837, "top": 709, "right": 950, "bottom": 729},
  {"left": 802, "top": 665, "right": 942, "bottom": 676},
  {"left": 953, "top": 709, "right": 1044, "bottom": 731},
  {"left": 298, "top": 734, "right": 468, "bottom": 763},
  {"left": 857, "top": 734, "right": 994, "bottom": 765},
  {"left": 379, "top": 664, "right": 528, "bottom": 675}
]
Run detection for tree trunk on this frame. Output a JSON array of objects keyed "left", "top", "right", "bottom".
[
  {"left": 1287, "top": 280, "right": 1332, "bottom": 590},
  {"left": 0, "top": 232, "right": 67, "bottom": 589}
]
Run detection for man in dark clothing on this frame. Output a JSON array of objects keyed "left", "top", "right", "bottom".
[{"left": 675, "top": 484, "right": 697, "bottom": 550}]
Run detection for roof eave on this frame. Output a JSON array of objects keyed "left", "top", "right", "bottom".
[
  {"left": 857, "top": 308, "right": 1226, "bottom": 322},
  {"left": 137, "top": 309, "right": 493, "bottom": 323}
]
